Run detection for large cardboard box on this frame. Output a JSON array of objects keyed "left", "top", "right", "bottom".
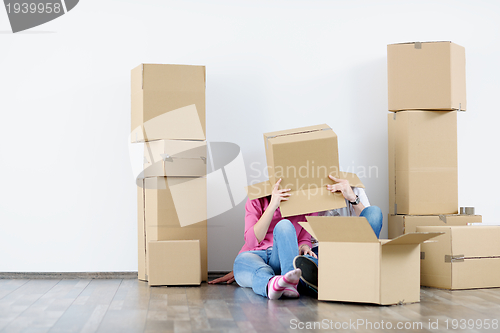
[
  {"left": 388, "top": 214, "right": 482, "bottom": 238},
  {"left": 246, "top": 124, "right": 364, "bottom": 217},
  {"left": 143, "top": 140, "right": 207, "bottom": 178},
  {"left": 387, "top": 41, "right": 466, "bottom": 111},
  {"left": 388, "top": 111, "right": 458, "bottom": 215},
  {"left": 147, "top": 240, "right": 201, "bottom": 286},
  {"left": 142, "top": 177, "right": 207, "bottom": 282},
  {"left": 131, "top": 64, "right": 206, "bottom": 143},
  {"left": 417, "top": 226, "right": 500, "bottom": 290},
  {"left": 301, "top": 216, "right": 441, "bottom": 305}
]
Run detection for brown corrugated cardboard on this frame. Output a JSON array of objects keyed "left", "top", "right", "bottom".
[
  {"left": 143, "top": 177, "right": 207, "bottom": 281},
  {"left": 143, "top": 140, "right": 207, "bottom": 178},
  {"left": 256, "top": 124, "right": 365, "bottom": 217},
  {"left": 388, "top": 214, "right": 482, "bottom": 238},
  {"left": 387, "top": 41, "right": 466, "bottom": 111},
  {"left": 137, "top": 180, "right": 146, "bottom": 281},
  {"left": 417, "top": 226, "right": 500, "bottom": 290},
  {"left": 131, "top": 64, "right": 206, "bottom": 142},
  {"left": 246, "top": 171, "right": 364, "bottom": 201},
  {"left": 147, "top": 240, "right": 201, "bottom": 286},
  {"left": 301, "top": 216, "right": 441, "bottom": 305},
  {"left": 388, "top": 111, "right": 458, "bottom": 215}
]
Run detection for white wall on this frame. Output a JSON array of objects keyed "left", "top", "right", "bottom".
[{"left": 1, "top": 0, "right": 499, "bottom": 272}]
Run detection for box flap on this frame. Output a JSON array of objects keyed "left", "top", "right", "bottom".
[
  {"left": 244, "top": 170, "right": 360, "bottom": 202},
  {"left": 304, "top": 216, "right": 379, "bottom": 243},
  {"left": 383, "top": 232, "right": 443, "bottom": 246},
  {"left": 245, "top": 180, "right": 272, "bottom": 200},
  {"left": 280, "top": 187, "right": 346, "bottom": 217},
  {"left": 298, "top": 222, "right": 317, "bottom": 240}
]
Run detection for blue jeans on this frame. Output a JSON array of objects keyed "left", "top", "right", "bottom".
[
  {"left": 308, "top": 206, "right": 383, "bottom": 265},
  {"left": 233, "top": 219, "right": 299, "bottom": 297}
]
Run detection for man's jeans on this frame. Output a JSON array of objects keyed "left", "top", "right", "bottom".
[{"left": 233, "top": 219, "right": 298, "bottom": 297}]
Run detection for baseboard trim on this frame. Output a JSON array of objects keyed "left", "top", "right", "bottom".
[
  {"left": 0, "top": 271, "right": 232, "bottom": 280},
  {"left": 0, "top": 272, "right": 139, "bottom": 279}
]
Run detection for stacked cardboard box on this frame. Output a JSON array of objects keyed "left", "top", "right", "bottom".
[
  {"left": 132, "top": 64, "right": 208, "bottom": 286},
  {"left": 386, "top": 42, "right": 498, "bottom": 290}
]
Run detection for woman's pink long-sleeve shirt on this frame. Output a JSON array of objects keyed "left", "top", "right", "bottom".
[{"left": 239, "top": 197, "right": 317, "bottom": 253}]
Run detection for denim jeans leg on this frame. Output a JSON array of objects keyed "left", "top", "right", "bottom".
[
  {"left": 268, "top": 219, "right": 299, "bottom": 275},
  {"left": 233, "top": 250, "right": 274, "bottom": 297},
  {"left": 360, "top": 205, "right": 383, "bottom": 238}
]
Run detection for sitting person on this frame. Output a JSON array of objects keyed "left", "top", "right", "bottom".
[
  {"left": 210, "top": 175, "right": 383, "bottom": 297},
  {"left": 293, "top": 175, "right": 383, "bottom": 292},
  {"left": 231, "top": 178, "right": 317, "bottom": 299}
]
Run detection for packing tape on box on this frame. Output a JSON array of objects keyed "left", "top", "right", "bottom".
[
  {"left": 130, "top": 140, "right": 248, "bottom": 226},
  {"left": 265, "top": 127, "right": 332, "bottom": 149},
  {"left": 414, "top": 42, "right": 422, "bottom": 49}
]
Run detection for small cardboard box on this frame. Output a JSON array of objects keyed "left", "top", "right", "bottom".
[
  {"left": 143, "top": 140, "right": 207, "bottom": 178},
  {"left": 387, "top": 41, "right": 466, "bottom": 111},
  {"left": 247, "top": 124, "right": 364, "bottom": 217},
  {"left": 131, "top": 64, "right": 206, "bottom": 142},
  {"left": 388, "top": 111, "right": 458, "bottom": 215},
  {"left": 388, "top": 214, "right": 482, "bottom": 238},
  {"left": 417, "top": 225, "right": 500, "bottom": 290},
  {"left": 147, "top": 240, "right": 201, "bottom": 286},
  {"left": 301, "top": 216, "right": 441, "bottom": 305}
]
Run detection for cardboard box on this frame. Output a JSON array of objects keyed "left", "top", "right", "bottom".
[
  {"left": 138, "top": 180, "right": 146, "bottom": 281},
  {"left": 300, "top": 216, "right": 441, "bottom": 305},
  {"left": 417, "top": 226, "right": 500, "bottom": 290},
  {"left": 131, "top": 64, "right": 206, "bottom": 142},
  {"left": 388, "top": 214, "right": 482, "bottom": 238},
  {"left": 147, "top": 240, "right": 201, "bottom": 286},
  {"left": 388, "top": 111, "right": 458, "bottom": 215},
  {"left": 143, "top": 140, "right": 207, "bottom": 178},
  {"left": 248, "top": 124, "right": 364, "bottom": 217},
  {"left": 143, "top": 177, "right": 207, "bottom": 281},
  {"left": 387, "top": 41, "right": 466, "bottom": 111}
]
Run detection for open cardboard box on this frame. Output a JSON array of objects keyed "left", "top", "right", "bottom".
[
  {"left": 131, "top": 64, "right": 206, "bottom": 142},
  {"left": 300, "top": 216, "right": 442, "bottom": 305},
  {"left": 417, "top": 225, "right": 500, "bottom": 290},
  {"left": 246, "top": 124, "right": 365, "bottom": 217}
]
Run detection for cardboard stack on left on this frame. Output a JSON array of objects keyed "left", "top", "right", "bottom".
[{"left": 131, "top": 64, "right": 207, "bottom": 286}]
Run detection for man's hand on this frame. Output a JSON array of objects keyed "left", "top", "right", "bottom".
[
  {"left": 326, "top": 175, "right": 356, "bottom": 202},
  {"left": 208, "top": 271, "right": 235, "bottom": 284},
  {"left": 299, "top": 244, "right": 318, "bottom": 259}
]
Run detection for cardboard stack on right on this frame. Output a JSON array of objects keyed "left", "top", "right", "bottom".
[{"left": 387, "top": 41, "right": 500, "bottom": 290}]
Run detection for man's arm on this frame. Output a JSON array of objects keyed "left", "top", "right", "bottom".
[{"left": 326, "top": 175, "right": 365, "bottom": 216}]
